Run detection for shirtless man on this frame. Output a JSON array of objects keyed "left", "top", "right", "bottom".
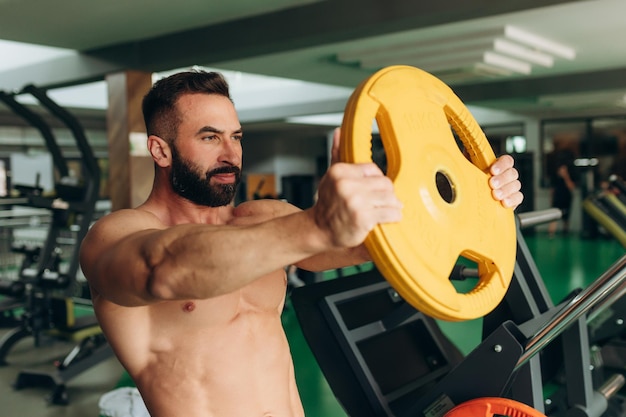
[{"left": 79, "top": 70, "right": 523, "bottom": 417}]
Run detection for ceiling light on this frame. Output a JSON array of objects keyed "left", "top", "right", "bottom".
[
  {"left": 334, "top": 25, "right": 575, "bottom": 83},
  {"left": 483, "top": 51, "right": 531, "bottom": 74},
  {"left": 504, "top": 25, "right": 576, "bottom": 60},
  {"left": 473, "top": 62, "right": 513, "bottom": 77},
  {"left": 336, "top": 29, "right": 500, "bottom": 64},
  {"left": 359, "top": 51, "right": 483, "bottom": 71},
  {"left": 493, "top": 38, "right": 554, "bottom": 67},
  {"left": 286, "top": 113, "right": 344, "bottom": 126}
]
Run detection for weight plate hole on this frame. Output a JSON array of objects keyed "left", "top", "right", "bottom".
[{"left": 436, "top": 171, "right": 456, "bottom": 204}]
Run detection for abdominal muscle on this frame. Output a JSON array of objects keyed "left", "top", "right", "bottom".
[{"left": 95, "top": 270, "right": 304, "bottom": 417}]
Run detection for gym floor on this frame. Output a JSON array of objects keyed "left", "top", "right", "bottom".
[{"left": 0, "top": 230, "right": 624, "bottom": 417}]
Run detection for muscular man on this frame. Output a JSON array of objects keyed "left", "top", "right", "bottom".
[{"left": 80, "top": 70, "right": 523, "bottom": 417}]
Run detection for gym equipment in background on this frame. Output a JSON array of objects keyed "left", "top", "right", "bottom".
[
  {"left": 293, "top": 64, "right": 625, "bottom": 417},
  {"left": 444, "top": 397, "right": 548, "bottom": 417},
  {"left": 583, "top": 175, "right": 626, "bottom": 249},
  {"left": 292, "top": 209, "right": 626, "bottom": 417},
  {"left": 0, "top": 86, "right": 112, "bottom": 404}
]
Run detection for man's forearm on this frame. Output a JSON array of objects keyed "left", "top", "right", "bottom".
[{"left": 295, "top": 244, "right": 370, "bottom": 273}]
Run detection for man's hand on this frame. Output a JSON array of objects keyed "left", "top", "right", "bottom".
[
  {"left": 314, "top": 161, "right": 403, "bottom": 249},
  {"left": 330, "top": 127, "right": 342, "bottom": 165},
  {"left": 488, "top": 154, "right": 523, "bottom": 209}
]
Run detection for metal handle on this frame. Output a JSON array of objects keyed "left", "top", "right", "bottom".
[{"left": 516, "top": 254, "right": 626, "bottom": 369}]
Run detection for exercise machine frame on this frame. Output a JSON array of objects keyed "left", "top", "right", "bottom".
[{"left": 292, "top": 209, "right": 626, "bottom": 417}]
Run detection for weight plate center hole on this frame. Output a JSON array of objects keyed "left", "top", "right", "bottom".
[{"left": 435, "top": 171, "right": 456, "bottom": 204}]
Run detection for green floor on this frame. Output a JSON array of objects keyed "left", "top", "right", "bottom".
[{"left": 283, "top": 232, "right": 626, "bottom": 417}]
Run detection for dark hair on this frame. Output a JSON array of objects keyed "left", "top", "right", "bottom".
[{"left": 142, "top": 70, "right": 232, "bottom": 142}]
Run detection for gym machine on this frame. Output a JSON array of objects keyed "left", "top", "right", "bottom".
[
  {"left": 0, "top": 86, "right": 112, "bottom": 404},
  {"left": 583, "top": 175, "right": 626, "bottom": 249},
  {"left": 292, "top": 65, "right": 626, "bottom": 417},
  {"left": 291, "top": 209, "right": 626, "bottom": 417}
]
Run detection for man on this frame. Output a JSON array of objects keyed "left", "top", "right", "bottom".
[
  {"left": 80, "top": 70, "right": 523, "bottom": 417},
  {"left": 547, "top": 150, "right": 576, "bottom": 237}
]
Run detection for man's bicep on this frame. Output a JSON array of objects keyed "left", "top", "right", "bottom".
[{"left": 80, "top": 218, "right": 157, "bottom": 306}]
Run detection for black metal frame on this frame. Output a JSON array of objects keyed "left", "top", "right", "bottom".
[{"left": 292, "top": 213, "right": 626, "bottom": 417}]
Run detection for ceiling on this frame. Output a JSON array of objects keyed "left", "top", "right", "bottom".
[{"left": 1, "top": 0, "right": 626, "bottom": 127}]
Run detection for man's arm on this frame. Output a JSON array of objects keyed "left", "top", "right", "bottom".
[{"left": 80, "top": 162, "right": 401, "bottom": 307}]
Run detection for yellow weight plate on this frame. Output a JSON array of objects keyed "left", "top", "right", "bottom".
[{"left": 340, "top": 65, "right": 516, "bottom": 321}]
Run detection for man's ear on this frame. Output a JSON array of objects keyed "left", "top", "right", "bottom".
[{"left": 148, "top": 135, "right": 171, "bottom": 167}]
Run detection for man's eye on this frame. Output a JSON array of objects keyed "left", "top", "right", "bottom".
[{"left": 233, "top": 135, "right": 243, "bottom": 142}]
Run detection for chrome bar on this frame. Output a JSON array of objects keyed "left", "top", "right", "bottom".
[
  {"left": 517, "top": 208, "right": 562, "bottom": 229},
  {"left": 0, "top": 198, "right": 29, "bottom": 206},
  {"left": 598, "top": 374, "right": 625, "bottom": 399},
  {"left": 516, "top": 254, "right": 626, "bottom": 369},
  {"left": 587, "top": 274, "right": 626, "bottom": 323}
]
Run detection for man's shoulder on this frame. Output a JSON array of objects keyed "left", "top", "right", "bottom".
[
  {"left": 232, "top": 199, "right": 300, "bottom": 222},
  {"left": 93, "top": 207, "right": 164, "bottom": 232}
]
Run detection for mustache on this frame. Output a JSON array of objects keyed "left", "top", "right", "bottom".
[{"left": 206, "top": 166, "right": 241, "bottom": 178}]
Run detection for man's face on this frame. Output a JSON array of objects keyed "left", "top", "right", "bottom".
[
  {"left": 169, "top": 143, "right": 241, "bottom": 207},
  {"left": 167, "top": 93, "right": 243, "bottom": 207}
]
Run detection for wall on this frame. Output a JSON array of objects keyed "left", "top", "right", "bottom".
[{"left": 243, "top": 130, "right": 329, "bottom": 197}]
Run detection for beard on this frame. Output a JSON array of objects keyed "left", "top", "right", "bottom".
[{"left": 169, "top": 146, "right": 241, "bottom": 207}]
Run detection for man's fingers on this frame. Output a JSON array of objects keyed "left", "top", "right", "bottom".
[
  {"left": 490, "top": 154, "right": 515, "bottom": 175},
  {"left": 489, "top": 166, "right": 519, "bottom": 190},
  {"left": 487, "top": 154, "right": 524, "bottom": 209},
  {"left": 330, "top": 127, "right": 341, "bottom": 165},
  {"left": 316, "top": 161, "right": 403, "bottom": 248},
  {"left": 492, "top": 180, "right": 523, "bottom": 208},
  {"left": 373, "top": 206, "right": 404, "bottom": 223},
  {"left": 335, "top": 166, "right": 402, "bottom": 210}
]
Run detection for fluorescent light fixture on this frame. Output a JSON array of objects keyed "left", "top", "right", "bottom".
[
  {"left": 483, "top": 51, "right": 531, "bottom": 74},
  {"left": 493, "top": 38, "right": 554, "bottom": 67},
  {"left": 574, "top": 158, "right": 599, "bottom": 167},
  {"left": 336, "top": 29, "right": 500, "bottom": 64},
  {"left": 286, "top": 113, "right": 344, "bottom": 126},
  {"left": 473, "top": 62, "right": 513, "bottom": 77},
  {"left": 335, "top": 24, "right": 574, "bottom": 82},
  {"left": 360, "top": 52, "right": 483, "bottom": 72},
  {"left": 504, "top": 25, "right": 576, "bottom": 60}
]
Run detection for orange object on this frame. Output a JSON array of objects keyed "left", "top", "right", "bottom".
[{"left": 444, "top": 397, "right": 547, "bottom": 417}]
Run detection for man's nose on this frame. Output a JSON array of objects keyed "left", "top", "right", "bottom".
[{"left": 219, "top": 139, "right": 242, "bottom": 165}]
